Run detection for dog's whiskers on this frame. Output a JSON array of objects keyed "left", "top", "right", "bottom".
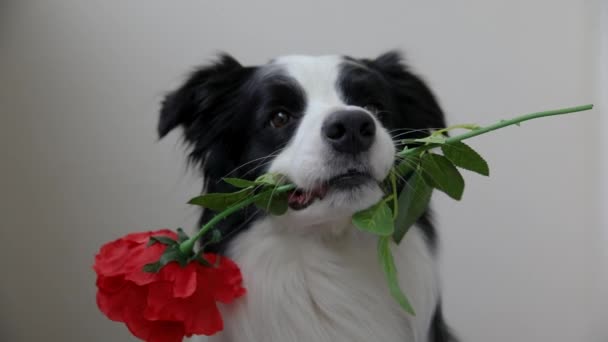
[{"left": 219, "top": 147, "right": 286, "bottom": 181}]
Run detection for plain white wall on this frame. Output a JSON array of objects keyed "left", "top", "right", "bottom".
[
  {"left": 596, "top": 1, "right": 608, "bottom": 340},
  {"left": 1, "top": 1, "right": 604, "bottom": 341}
]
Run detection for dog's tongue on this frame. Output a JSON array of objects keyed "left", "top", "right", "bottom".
[{"left": 287, "top": 185, "right": 328, "bottom": 210}]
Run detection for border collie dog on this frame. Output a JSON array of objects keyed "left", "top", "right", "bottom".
[{"left": 159, "top": 51, "right": 456, "bottom": 342}]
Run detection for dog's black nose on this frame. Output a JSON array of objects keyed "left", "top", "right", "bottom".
[{"left": 322, "top": 110, "right": 376, "bottom": 154}]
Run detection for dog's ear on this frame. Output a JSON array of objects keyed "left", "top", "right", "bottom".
[
  {"left": 158, "top": 54, "right": 256, "bottom": 171},
  {"left": 158, "top": 54, "right": 251, "bottom": 139},
  {"left": 365, "top": 50, "right": 446, "bottom": 131}
]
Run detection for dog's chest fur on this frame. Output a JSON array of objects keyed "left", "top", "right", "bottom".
[{"left": 208, "top": 219, "right": 439, "bottom": 342}]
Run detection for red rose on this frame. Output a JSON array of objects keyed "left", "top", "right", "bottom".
[{"left": 94, "top": 230, "right": 245, "bottom": 342}]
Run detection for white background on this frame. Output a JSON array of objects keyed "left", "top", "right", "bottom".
[{"left": 1, "top": 1, "right": 606, "bottom": 341}]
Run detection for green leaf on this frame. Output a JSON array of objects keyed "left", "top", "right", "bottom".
[
  {"left": 390, "top": 170, "right": 398, "bottom": 219},
  {"left": 254, "top": 190, "right": 289, "bottom": 215},
  {"left": 254, "top": 173, "right": 285, "bottom": 186},
  {"left": 143, "top": 261, "right": 161, "bottom": 273},
  {"left": 223, "top": 178, "right": 257, "bottom": 188},
  {"left": 188, "top": 187, "right": 253, "bottom": 211},
  {"left": 378, "top": 237, "right": 416, "bottom": 315},
  {"left": 194, "top": 254, "right": 213, "bottom": 267},
  {"left": 400, "top": 139, "right": 422, "bottom": 145},
  {"left": 393, "top": 171, "right": 433, "bottom": 243},
  {"left": 143, "top": 245, "right": 188, "bottom": 273},
  {"left": 428, "top": 124, "right": 481, "bottom": 138},
  {"left": 420, "top": 153, "right": 465, "bottom": 200},
  {"left": 414, "top": 135, "right": 446, "bottom": 144},
  {"left": 352, "top": 200, "right": 395, "bottom": 237},
  {"left": 441, "top": 141, "right": 489, "bottom": 176},
  {"left": 148, "top": 236, "right": 178, "bottom": 246},
  {"left": 176, "top": 228, "right": 189, "bottom": 243},
  {"left": 393, "top": 156, "right": 419, "bottom": 179},
  {"left": 201, "top": 229, "right": 223, "bottom": 253},
  {"left": 158, "top": 247, "right": 182, "bottom": 266}
]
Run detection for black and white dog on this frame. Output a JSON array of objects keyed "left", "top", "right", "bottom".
[{"left": 159, "top": 51, "right": 456, "bottom": 342}]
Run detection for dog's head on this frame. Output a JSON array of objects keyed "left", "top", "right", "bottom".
[{"left": 159, "top": 51, "right": 444, "bottom": 232}]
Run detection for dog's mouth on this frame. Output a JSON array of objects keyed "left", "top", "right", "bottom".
[{"left": 286, "top": 170, "right": 373, "bottom": 210}]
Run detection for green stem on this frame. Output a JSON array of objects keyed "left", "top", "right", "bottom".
[
  {"left": 430, "top": 123, "right": 480, "bottom": 137},
  {"left": 179, "top": 104, "right": 593, "bottom": 254},
  {"left": 398, "top": 104, "right": 593, "bottom": 158},
  {"left": 179, "top": 184, "right": 297, "bottom": 254}
]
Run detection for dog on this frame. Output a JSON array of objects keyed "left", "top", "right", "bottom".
[{"left": 158, "top": 51, "right": 456, "bottom": 342}]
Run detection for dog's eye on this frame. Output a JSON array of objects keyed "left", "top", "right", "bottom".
[
  {"left": 363, "top": 103, "right": 383, "bottom": 115},
  {"left": 270, "top": 111, "right": 291, "bottom": 128}
]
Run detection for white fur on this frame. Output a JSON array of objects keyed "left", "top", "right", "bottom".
[
  {"left": 268, "top": 55, "right": 396, "bottom": 217},
  {"left": 207, "top": 219, "right": 438, "bottom": 342},
  {"left": 203, "top": 56, "right": 440, "bottom": 342}
]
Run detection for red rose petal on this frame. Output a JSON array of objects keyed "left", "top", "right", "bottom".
[
  {"left": 161, "top": 262, "right": 198, "bottom": 298},
  {"left": 94, "top": 229, "right": 175, "bottom": 277},
  {"left": 144, "top": 281, "right": 181, "bottom": 322},
  {"left": 125, "top": 269, "right": 161, "bottom": 286},
  {"left": 97, "top": 281, "right": 138, "bottom": 322},
  {"left": 123, "top": 243, "right": 168, "bottom": 274},
  {"left": 123, "top": 287, "right": 183, "bottom": 342},
  {"left": 122, "top": 285, "right": 149, "bottom": 330},
  {"left": 96, "top": 274, "right": 126, "bottom": 293},
  {"left": 208, "top": 255, "right": 246, "bottom": 303},
  {"left": 146, "top": 322, "right": 185, "bottom": 342},
  {"left": 183, "top": 297, "right": 224, "bottom": 336},
  {"left": 93, "top": 239, "right": 132, "bottom": 276},
  {"left": 94, "top": 229, "right": 246, "bottom": 341}
]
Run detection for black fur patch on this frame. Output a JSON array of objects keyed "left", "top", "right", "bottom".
[
  {"left": 159, "top": 55, "right": 307, "bottom": 252},
  {"left": 339, "top": 51, "right": 446, "bottom": 250},
  {"left": 430, "top": 302, "right": 459, "bottom": 342}
]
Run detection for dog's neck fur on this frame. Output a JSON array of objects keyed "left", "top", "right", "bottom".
[{"left": 204, "top": 217, "right": 439, "bottom": 342}]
